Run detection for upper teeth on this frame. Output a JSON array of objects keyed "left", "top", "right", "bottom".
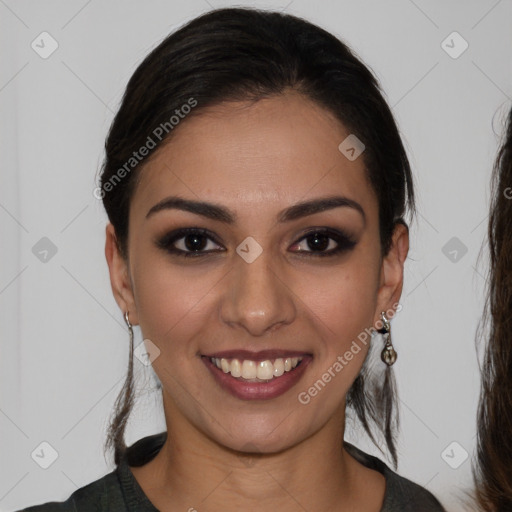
[{"left": 210, "top": 357, "right": 303, "bottom": 380}]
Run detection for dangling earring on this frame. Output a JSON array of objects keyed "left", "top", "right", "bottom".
[
  {"left": 124, "top": 311, "right": 134, "bottom": 353},
  {"left": 377, "top": 311, "right": 397, "bottom": 366}
]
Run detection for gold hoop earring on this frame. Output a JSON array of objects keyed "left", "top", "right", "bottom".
[{"left": 377, "top": 311, "right": 397, "bottom": 366}]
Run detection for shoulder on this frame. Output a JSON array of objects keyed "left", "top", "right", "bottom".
[
  {"left": 15, "top": 468, "right": 124, "bottom": 512},
  {"left": 15, "top": 433, "right": 167, "bottom": 512},
  {"left": 344, "top": 442, "right": 446, "bottom": 512},
  {"left": 382, "top": 469, "right": 446, "bottom": 511}
]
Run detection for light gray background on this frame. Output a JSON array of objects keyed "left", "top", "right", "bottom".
[{"left": 1, "top": 1, "right": 511, "bottom": 511}]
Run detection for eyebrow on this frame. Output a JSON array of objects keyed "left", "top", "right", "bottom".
[{"left": 146, "top": 195, "right": 366, "bottom": 225}]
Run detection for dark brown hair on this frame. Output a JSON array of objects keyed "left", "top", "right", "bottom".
[
  {"left": 474, "top": 106, "right": 512, "bottom": 510},
  {"left": 99, "top": 7, "right": 416, "bottom": 468}
]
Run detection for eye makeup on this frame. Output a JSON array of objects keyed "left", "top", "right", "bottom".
[{"left": 155, "top": 226, "right": 358, "bottom": 259}]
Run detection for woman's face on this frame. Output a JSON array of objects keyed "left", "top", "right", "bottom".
[{"left": 106, "top": 90, "right": 408, "bottom": 453}]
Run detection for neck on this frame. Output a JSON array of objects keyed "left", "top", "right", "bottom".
[{"left": 130, "top": 396, "right": 385, "bottom": 512}]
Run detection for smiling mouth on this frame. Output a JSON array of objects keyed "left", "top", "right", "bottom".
[
  {"left": 206, "top": 356, "right": 304, "bottom": 382},
  {"left": 201, "top": 352, "right": 313, "bottom": 400}
]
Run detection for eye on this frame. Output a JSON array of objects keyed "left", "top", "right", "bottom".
[
  {"left": 156, "top": 228, "right": 224, "bottom": 258},
  {"left": 156, "top": 227, "right": 357, "bottom": 259},
  {"left": 289, "top": 228, "right": 357, "bottom": 257}
]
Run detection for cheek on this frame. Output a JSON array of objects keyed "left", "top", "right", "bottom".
[
  {"left": 130, "top": 259, "right": 218, "bottom": 402},
  {"left": 297, "top": 259, "right": 379, "bottom": 348},
  {"left": 292, "top": 260, "right": 380, "bottom": 412},
  {"left": 130, "top": 253, "right": 221, "bottom": 354}
]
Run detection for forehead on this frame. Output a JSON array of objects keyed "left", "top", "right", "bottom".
[{"left": 131, "top": 90, "right": 377, "bottom": 221}]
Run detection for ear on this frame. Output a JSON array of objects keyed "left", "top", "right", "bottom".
[
  {"left": 104, "top": 223, "right": 139, "bottom": 325},
  {"left": 374, "top": 221, "right": 409, "bottom": 324}
]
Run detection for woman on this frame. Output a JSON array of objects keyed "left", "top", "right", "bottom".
[
  {"left": 19, "top": 7, "right": 445, "bottom": 511},
  {"left": 473, "top": 106, "right": 512, "bottom": 511}
]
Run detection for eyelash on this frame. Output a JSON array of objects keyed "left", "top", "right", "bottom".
[{"left": 156, "top": 227, "right": 357, "bottom": 259}]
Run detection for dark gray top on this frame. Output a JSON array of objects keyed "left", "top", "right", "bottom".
[{"left": 17, "top": 432, "right": 445, "bottom": 511}]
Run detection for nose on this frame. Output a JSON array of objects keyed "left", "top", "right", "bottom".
[{"left": 219, "top": 248, "right": 296, "bottom": 337}]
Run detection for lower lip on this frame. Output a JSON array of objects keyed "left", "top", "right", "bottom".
[{"left": 202, "top": 356, "right": 312, "bottom": 401}]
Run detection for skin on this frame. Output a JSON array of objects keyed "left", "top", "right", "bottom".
[{"left": 105, "top": 89, "right": 409, "bottom": 512}]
